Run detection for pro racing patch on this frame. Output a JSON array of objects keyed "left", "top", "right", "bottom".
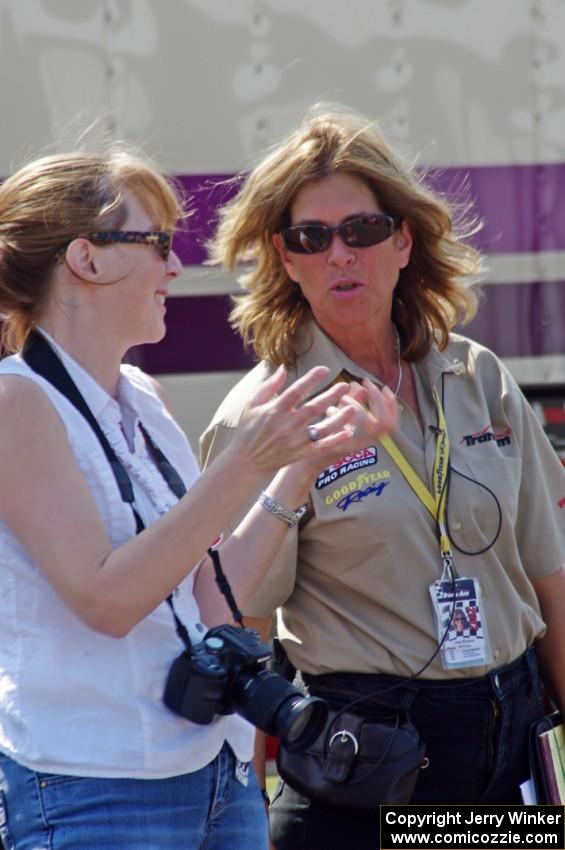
[{"left": 315, "top": 446, "right": 378, "bottom": 489}]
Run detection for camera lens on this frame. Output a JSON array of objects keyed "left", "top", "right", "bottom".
[
  {"left": 274, "top": 694, "right": 328, "bottom": 751},
  {"left": 228, "top": 668, "right": 328, "bottom": 752}
]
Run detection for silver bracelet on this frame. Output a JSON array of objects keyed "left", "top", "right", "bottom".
[{"left": 258, "top": 491, "right": 307, "bottom": 527}]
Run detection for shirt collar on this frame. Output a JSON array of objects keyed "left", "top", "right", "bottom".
[
  {"left": 293, "top": 320, "right": 376, "bottom": 386},
  {"left": 292, "top": 320, "right": 466, "bottom": 391}
]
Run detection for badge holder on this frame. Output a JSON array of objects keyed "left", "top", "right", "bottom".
[{"left": 430, "top": 568, "right": 492, "bottom": 670}]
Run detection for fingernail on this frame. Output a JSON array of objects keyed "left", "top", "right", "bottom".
[{"left": 382, "top": 386, "right": 396, "bottom": 399}]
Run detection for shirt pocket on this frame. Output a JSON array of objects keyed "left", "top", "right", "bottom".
[{"left": 446, "top": 455, "right": 522, "bottom": 552}]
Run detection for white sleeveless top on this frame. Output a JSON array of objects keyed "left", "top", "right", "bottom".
[{"left": 0, "top": 335, "right": 254, "bottom": 778}]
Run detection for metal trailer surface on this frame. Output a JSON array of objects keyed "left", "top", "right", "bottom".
[{"left": 0, "top": 0, "right": 564, "bottom": 460}]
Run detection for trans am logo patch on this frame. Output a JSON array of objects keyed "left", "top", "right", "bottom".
[
  {"left": 315, "top": 446, "right": 378, "bottom": 490},
  {"left": 460, "top": 424, "right": 512, "bottom": 448}
]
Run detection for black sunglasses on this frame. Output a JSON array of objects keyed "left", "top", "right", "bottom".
[
  {"left": 56, "top": 230, "right": 172, "bottom": 261},
  {"left": 281, "top": 213, "right": 403, "bottom": 255}
]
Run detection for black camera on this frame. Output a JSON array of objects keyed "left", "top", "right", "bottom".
[{"left": 163, "top": 623, "right": 327, "bottom": 752}]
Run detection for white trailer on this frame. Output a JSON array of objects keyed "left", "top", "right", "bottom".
[{"left": 1, "top": 0, "right": 564, "bottom": 460}]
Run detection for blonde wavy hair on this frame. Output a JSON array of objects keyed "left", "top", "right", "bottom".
[
  {"left": 0, "top": 146, "right": 183, "bottom": 352},
  {"left": 208, "top": 104, "right": 484, "bottom": 366}
]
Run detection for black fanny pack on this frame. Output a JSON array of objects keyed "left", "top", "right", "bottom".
[
  {"left": 277, "top": 703, "right": 426, "bottom": 810},
  {"left": 274, "top": 667, "right": 427, "bottom": 811}
]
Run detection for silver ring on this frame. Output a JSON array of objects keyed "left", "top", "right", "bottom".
[
  {"left": 307, "top": 424, "right": 319, "bottom": 442},
  {"left": 350, "top": 425, "right": 360, "bottom": 437}
]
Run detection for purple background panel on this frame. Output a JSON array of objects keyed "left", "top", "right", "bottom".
[
  {"left": 172, "top": 164, "right": 565, "bottom": 264},
  {"left": 2, "top": 163, "right": 565, "bottom": 262},
  {"left": 429, "top": 163, "right": 565, "bottom": 254},
  {"left": 172, "top": 174, "right": 243, "bottom": 266},
  {"left": 129, "top": 294, "right": 256, "bottom": 374},
  {"left": 129, "top": 280, "right": 565, "bottom": 374},
  {"left": 464, "top": 279, "right": 565, "bottom": 358}
]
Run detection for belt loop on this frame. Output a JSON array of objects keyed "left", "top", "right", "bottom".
[
  {"left": 399, "top": 688, "right": 417, "bottom": 713},
  {"left": 524, "top": 646, "right": 538, "bottom": 696}
]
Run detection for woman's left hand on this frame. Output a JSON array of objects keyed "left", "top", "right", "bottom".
[{"left": 307, "top": 379, "right": 397, "bottom": 446}]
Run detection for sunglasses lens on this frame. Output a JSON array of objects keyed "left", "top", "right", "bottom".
[
  {"left": 160, "top": 234, "right": 171, "bottom": 259},
  {"left": 341, "top": 217, "right": 393, "bottom": 247},
  {"left": 282, "top": 215, "right": 400, "bottom": 254},
  {"left": 283, "top": 225, "right": 330, "bottom": 254}
]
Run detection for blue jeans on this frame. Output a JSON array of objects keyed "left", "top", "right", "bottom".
[
  {"left": 270, "top": 649, "right": 545, "bottom": 850},
  {"left": 0, "top": 743, "right": 268, "bottom": 850}
]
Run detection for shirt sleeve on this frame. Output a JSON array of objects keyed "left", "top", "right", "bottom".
[{"left": 506, "top": 379, "right": 565, "bottom": 580}]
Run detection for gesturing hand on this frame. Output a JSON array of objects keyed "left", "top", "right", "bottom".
[
  {"left": 232, "top": 365, "right": 359, "bottom": 474},
  {"left": 340, "top": 380, "right": 399, "bottom": 443},
  {"left": 292, "top": 379, "right": 398, "bottom": 475}
]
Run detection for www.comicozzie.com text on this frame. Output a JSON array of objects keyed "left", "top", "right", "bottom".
[{"left": 381, "top": 807, "right": 563, "bottom": 848}]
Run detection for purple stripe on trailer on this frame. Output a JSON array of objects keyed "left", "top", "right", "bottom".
[
  {"left": 129, "top": 294, "right": 255, "bottom": 374},
  {"left": 129, "top": 281, "right": 565, "bottom": 375},
  {"left": 465, "top": 279, "right": 565, "bottom": 359},
  {"left": 172, "top": 164, "right": 565, "bottom": 264},
  {"left": 172, "top": 174, "right": 242, "bottom": 266},
  {"left": 430, "top": 162, "right": 565, "bottom": 254}
]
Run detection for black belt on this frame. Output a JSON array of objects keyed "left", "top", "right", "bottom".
[{"left": 302, "top": 648, "right": 540, "bottom": 713}]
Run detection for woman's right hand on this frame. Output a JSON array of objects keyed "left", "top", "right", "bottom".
[{"left": 231, "top": 365, "right": 358, "bottom": 474}]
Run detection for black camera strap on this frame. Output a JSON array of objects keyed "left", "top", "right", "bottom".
[
  {"left": 22, "top": 330, "right": 137, "bottom": 510},
  {"left": 21, "top": 330, "right": 244, "bottom": 648}
]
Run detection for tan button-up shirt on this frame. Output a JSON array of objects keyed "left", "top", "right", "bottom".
[{"left": 201, "top": 322, "right": 565, "bottom": 678}]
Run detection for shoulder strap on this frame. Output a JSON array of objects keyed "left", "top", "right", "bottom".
[
  {"left": 22, "top": 330, "right": 244, "bottom": 637},
  {"left": 22, "top": 331, "right": 135, "bottom": 506},
  {"left": 21, "top": 330, "right": 196, "bottom": 648}
]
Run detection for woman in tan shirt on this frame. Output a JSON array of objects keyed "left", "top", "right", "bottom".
[{"left": 201, "top": 104, "right": 565, "bottom": 849}]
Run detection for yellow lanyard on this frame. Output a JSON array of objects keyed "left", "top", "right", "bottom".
[
  {"left": 330, "top": 370, "right": 453, "bottom": 572},
  {"left": 378, "top": 386, "right": 453, "bottom": 569}
]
